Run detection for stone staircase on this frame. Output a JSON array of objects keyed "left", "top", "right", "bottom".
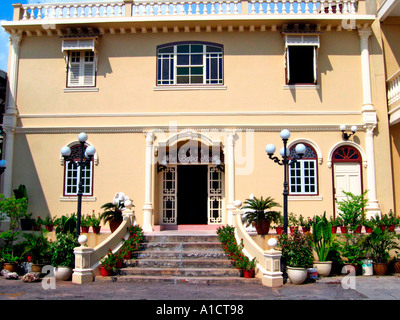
[{"left": 96, "top": 233, "right": 262, "bottom": 285}]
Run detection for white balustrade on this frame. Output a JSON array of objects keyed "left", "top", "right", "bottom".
[
  {"left": 19, "top": 0, "right": 357, "bottom": 20},
  {"left": 387, "top": 70, "right": 400, "bottom": 106},
  {"left": 21, "top": 1, "right": 126, "bottom": 20}
]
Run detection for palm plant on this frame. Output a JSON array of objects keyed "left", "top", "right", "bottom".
[
  {"left": 241, "top": 196, "right": 281, "bottom": 235},
  {"left": 362, "top": 227, "right": 400, "bottom": 263},
  {"left": 100, "top": 201, "right": 125, "bottom": 224}
]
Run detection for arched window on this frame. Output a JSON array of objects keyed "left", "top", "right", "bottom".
[
  {"left": 332, "top": 146, "right": 362, "bottom": 162},
  {"left": 157, "top": 41, "right": 223, "bottom": 86},
  {"left": 288, "top": 143, "right": 318, "bottom": 195},
  {"left": 64, "top": 144, "right": 93, "bottom": 196}
]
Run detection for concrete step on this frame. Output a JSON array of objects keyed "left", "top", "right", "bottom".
[
  {"left": 120, "top": 267, "right": 240, "bottom": 277},
  {"left": 134, "top": 250, "right": 228, "bottom": 260},
  {"left": 144, "top": 235, "right": 220, "bottom": 243},
  {"left": 140, "top": 241, "right": 224, "bottom": 252},
  {"left": 126, "top": 258, "right": 234, "bottom": 268},
  {"left": 96, "top": 275, "right": 261, "bottom": 285}
]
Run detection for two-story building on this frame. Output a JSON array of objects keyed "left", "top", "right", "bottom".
[{"left": 0, "top": 0, "right": 394, "bottom": 232}]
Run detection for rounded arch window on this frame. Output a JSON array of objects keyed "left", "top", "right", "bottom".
[{"left": 288, "top": 143, "right": 318, "bottom": 195}]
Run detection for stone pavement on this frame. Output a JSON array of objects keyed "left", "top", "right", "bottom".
[{"left": 0, "top": 274, "right": 400, "bottom": 301}]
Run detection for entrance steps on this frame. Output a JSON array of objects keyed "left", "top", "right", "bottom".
[{"left": 96, "top": 233, "right": 262, "bottom": 285}]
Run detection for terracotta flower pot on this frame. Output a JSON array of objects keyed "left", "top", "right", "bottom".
[
  {"left": 81, "top": 226, "right": 90, "bottom": 233},
  {"left": 276, "top": 226, "right": 284, "bottom": 235},
  {"left": 373, "top": 262, "right": 388, "bottom": 276},
  {"left": 392, "top": 260, "right": 400, "bottom": 273},
  {"left": 364, "top": 226, "right": 372, "bottom": 233},
  {"left": 354, "top": 226, "right": 362, "bottom": 233},
  {"left": 109, "top": 219, "right": 122, "bottom": 233},
  {"left": 302, "top": 227, "right": 310, "bottom": 233},
  {"left": 340, "top": 226, "right": 348, "bottom": 234},
  {"left": 100, "top": 266, "right": 112, "bottom": 276},
  {"left": 243, "top": 269, "right": 255, "bottom": 278},
  {"left": 331, "top": 226, "right": 337, "bottom": 234},
  {"left": 32, "top": 263, "right": 45, "bottom": 274},
  {"left": 255, "top": 220, "right": 270, "bottom": 235},
  {"left": 290, "top": 226, "right": 298, "bottom": 234},
  {"left": 92, "top": 226, "right": 101, "bottom": 234},
  {"left": 3, "top": 262, "right": 18, "bottom": 273}
]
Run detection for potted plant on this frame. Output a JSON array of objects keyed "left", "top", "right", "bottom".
[
  {"left": 100, "top": 200, "right": 125, "bottom": 233},
  {"left": 42, "top": 215, "right": 55, "bottom": 232},
  {"left": 50, "top": 232, "right": 78, "bottom": 280},
  {"left": 288, "top": 212, "right": 299, "bottom": 233},
  {"left": 100, "top": 250, "right": 117, "bottom": 276},
  {"left": 235, "top": 255, "right": 257, "bottom": 278},
  {"left": 363, "top": 219, "right": 374, "bottom": 234},
  {"left": 54, "top": 213, "right": 76, "bottom": 235},
  {"left": 278, "top": 229, "right": 314, "bottom": 285},
  {"left": 271, "top": 212, "right": 284, "bottom": 235},
  {"left": 298, "top": 215, "right": 312, "bottom": 233},
  {"left": 330, "top": 217, "right": 342, "bottom": 234},
  {"left": 336, "top": 190, "right": 368, "bottom": 233},
  {"left": 241, "top": 196, "right": 281, "bottom": 235},
  {"left": 362, "top": 227, "right": 400, "bottom": 275},
  {"left": 0, "top": 194, "right": 28, "bottom": 272},
  {"left": 90, "top": 210, "right": 102, "bottom": 234},
  {"left": 20, "top": 212, "right": 34, "bottom": 231},
  {"left": 80, "top": 214, "right": 91, "bottom": 233},
  {"left": 337, "top": 233, "right": 366, "bottom": 274},
  {"left": 23, "top": 232, "right": 49, "bottom": 274},
  {"left": 311, "top": 212, "right": 333, "bottom": 277},
  {"left": 2, "top": 253, "right": 20, "bottom": 272}
]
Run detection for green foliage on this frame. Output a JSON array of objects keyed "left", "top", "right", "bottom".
[
  {"left": 100, "top": 250, "right": 118, "bottom": 271},
  {"left": 54, "top": 213, "right": 77, "bottom": 235},
  {"left": 121, "top": 225, "right": 144, "bottom": 255},
  {"left": 80, "top": 214, "right": 92, "bottom": 227},
  {"left": 241, "top": 196, "right": 281, "bottom": 227},
  {"left": 337, "top": 233, "right": 366, "bottom": 265},
  {"left": 216, "top": 225, "right": 257, "bottom": 270},
  {"left": 89, "top": 211, "right": 101, "bottom": 227},
  {"left": 23, "top": 232, "right": 50, "bottom": 264},
  {"left": 13, "top": 184, "right": 28, "bottom": 201},
  {"left": 0, "top": 194, "right": 28, "bottom": 231},
  {"left": 336, "top": 190, "right": 368, "bottom": 231},
  {"left": 298, "top": 215, "right": 313, "bottom": 228},
  {"left": 278, "top": 229, "right": 314, "bottom": 268},
  {"left": 100, "top": 201, "right": 124, "bottom": 223},
  {"left": 362, "top": 227, "right": 400, "bottom": 263},
  {"left": 312, "top": 212, "right": 333, "bottom": 261},
  {"left": 50, "top": 232, "right": 78, "bottom": 268}
]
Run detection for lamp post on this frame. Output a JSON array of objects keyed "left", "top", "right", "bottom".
[
  {"left": 61, "top": 132, "right": 96, "bottom": 238},
  {"left": 265, "top": 129, "right": 306, "bottom": 234}
]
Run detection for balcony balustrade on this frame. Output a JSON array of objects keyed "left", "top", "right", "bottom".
[
  {"left": 387, "top": 69, "right": 400, "bottom": 107},
  {"left": 15, "top": 0, "right": 359, "bottom": 21}
]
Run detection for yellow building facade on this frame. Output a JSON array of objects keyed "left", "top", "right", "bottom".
[{"left": 1, "top": 0, "right": 395, "bottom": 232}]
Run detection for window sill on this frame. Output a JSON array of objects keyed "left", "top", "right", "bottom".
[
  {"left": 64, "top": 87, "right": 99, "bottom": 93},
  {"left": 59, "top": 196, "right": 97, "bottom": 202},
  {"left": 283, "top": 85, "right": 320, "bottom": 90},
  {"left": 154, "top": 85, "right": 227, "bottom": 91},
  {"left": 288, "top": 196, "right": 322, "bottom": 201}
]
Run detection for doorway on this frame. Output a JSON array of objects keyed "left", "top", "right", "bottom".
[{"left": 177, "top": 165, "right": 208, "bottom": 224}]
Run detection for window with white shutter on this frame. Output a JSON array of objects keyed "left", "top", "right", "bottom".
[{"left": 67, "top": 51, "right": 96, "bottom": 87}]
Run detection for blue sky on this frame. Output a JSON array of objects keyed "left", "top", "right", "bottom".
[{"left": 0, "top": 0, "right": 88, "bottom": 72}]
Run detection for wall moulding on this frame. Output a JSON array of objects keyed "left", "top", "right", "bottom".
[{"left": 15, "top": 124, "right": 364, "bottom": 134}]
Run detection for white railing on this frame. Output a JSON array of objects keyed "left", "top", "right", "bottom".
[
  {"left": 17, "top": 0, "right": 358, "bottom": 21},
  {"left": 387, "top": 69, "right": 400, "bottom": 106},
  {"left": 20, "top": 1, "right": 126, "bottom": 20}
]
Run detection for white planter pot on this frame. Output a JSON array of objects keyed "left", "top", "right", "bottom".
[
  {"left": 55, "top": 266, "right": 73, "bottom": 281},
  {"left": 287, "top": 266, "right": 308, "bottom": 285},
  {"left": 313, "top": 261, "right": 332, "bottom": 277}
]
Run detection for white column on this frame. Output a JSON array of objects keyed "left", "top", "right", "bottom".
[
  {"left": 364, "top": 124, "right": 380, "bottom": 218},
  {"left": 142, "top": 131, "right": 155, "bottom": 232},
  {"left": 358, "top": 25, "right": 380, "bottom": 218},
  {"left": 358, "top": 26, "right": 374, "bottom": 112},
  {"left": 2, "top": 34, "right": 21, "bottom": 197},
  {"left": 226, "top": 130, "right": 237, "bottom": 225}
]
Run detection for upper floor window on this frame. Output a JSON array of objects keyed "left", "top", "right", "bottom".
[
  {"left": 288, "top": 143, "right": 318, "bottom": 195},
  {"left": 285, "top": 35, "right": 319, "bottom": 85},
  {"left": 62, "top": 38, "right": 97, "bottom": 88},
  {"left": 67, "top": 51, "right": 96, "bottom": 87},
  {"left": 157, "top": 42, "right": 223, "bottom": 86}
]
